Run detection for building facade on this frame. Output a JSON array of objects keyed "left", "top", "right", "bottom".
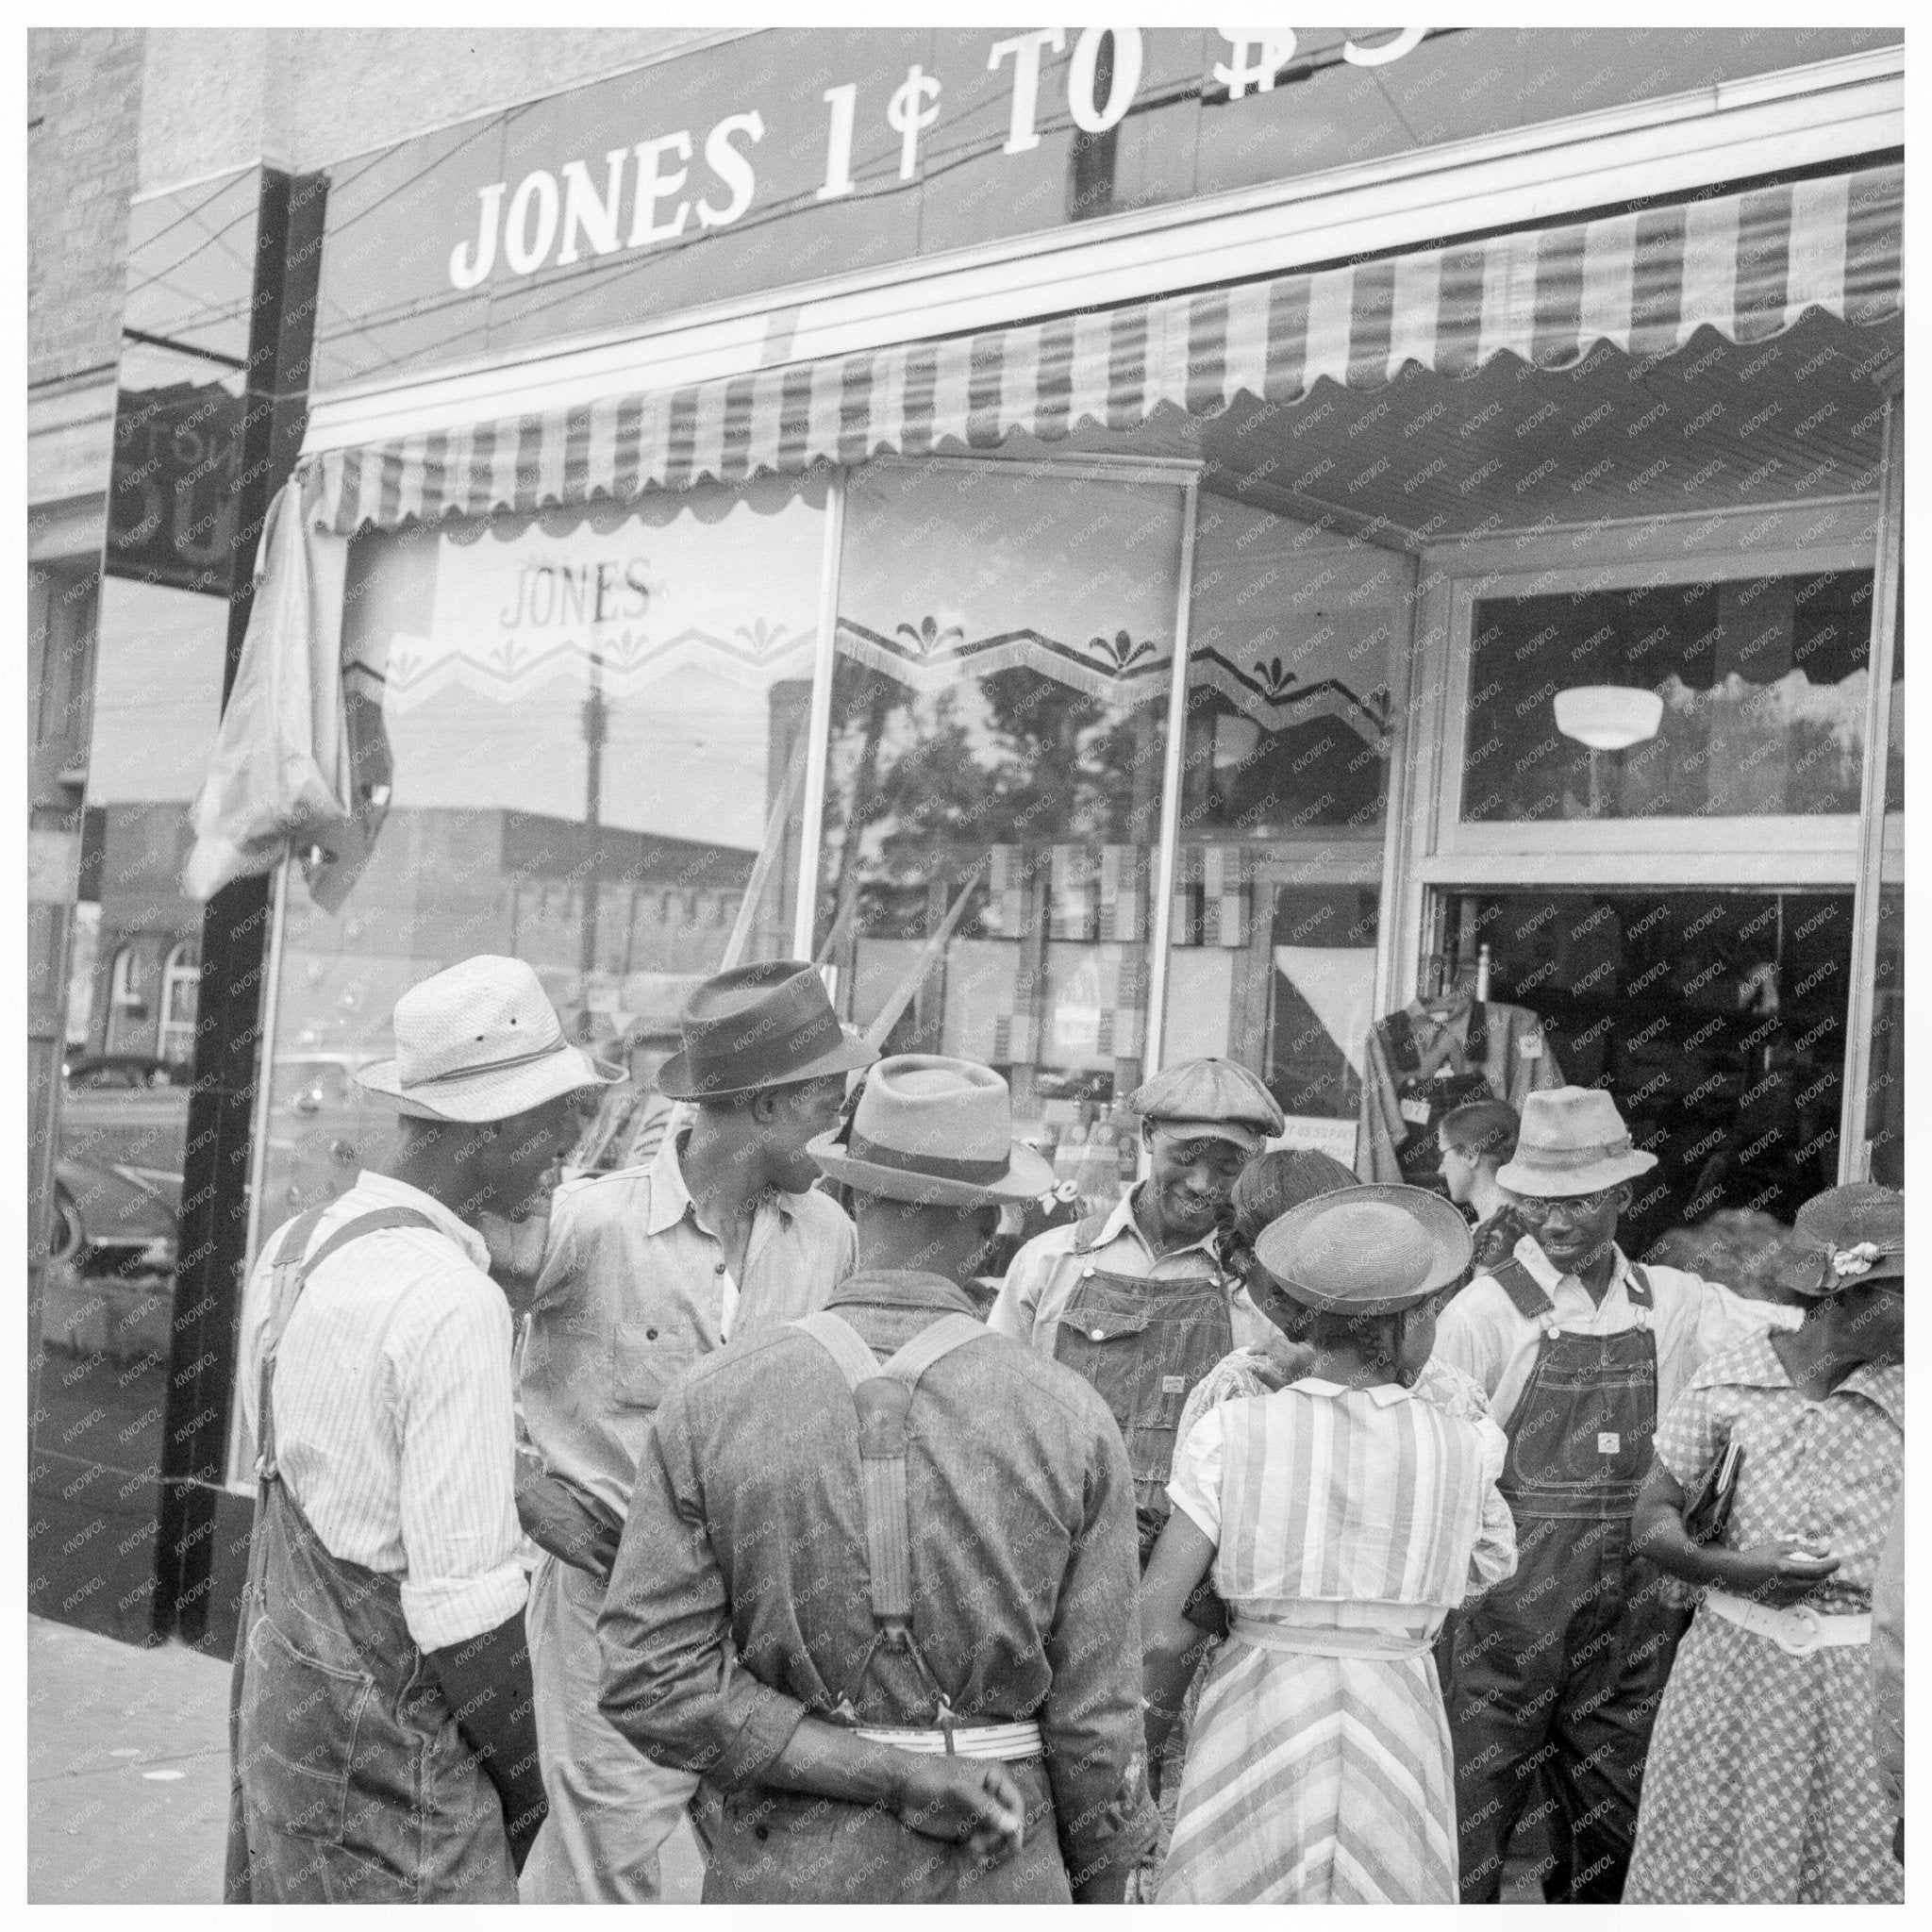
[{"left": 29, "top": 28, "right": 1904, "bottom": 1648}]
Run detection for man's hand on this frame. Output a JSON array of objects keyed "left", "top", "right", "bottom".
[
  {"left": 515, "top": 1451, "right": 621, "bottom": 1581},
  {"left": 893, "top": 1758, "right": 1027, "bottom": 1867}
]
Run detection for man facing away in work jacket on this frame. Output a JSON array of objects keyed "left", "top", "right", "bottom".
[{"left": 598, "top": 1054, "right": 1158, "bottom": 1904}]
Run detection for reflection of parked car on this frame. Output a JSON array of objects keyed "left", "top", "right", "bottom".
[
  {"left": 56, "top": 1055, "right": 189, "bottom": 1274},
  {"left": 266, "top": 1052, "right": 396, "bottom": 1216}
]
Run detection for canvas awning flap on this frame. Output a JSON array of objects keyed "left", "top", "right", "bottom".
[{"left": 306, "top": 163, "right": 1902, "bottom": 535}]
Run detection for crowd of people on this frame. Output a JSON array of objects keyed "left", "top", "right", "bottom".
[{"left": 224, "top": 953, "right": 1906, "bottom": 1906}]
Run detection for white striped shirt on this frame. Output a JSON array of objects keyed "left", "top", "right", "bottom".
[
  {"left": 1168, "top": 1378, "right": 1515, "bottom": 1616},
  {"left": 238, "top": 1172, "right": 527, "bottom": 1652}
]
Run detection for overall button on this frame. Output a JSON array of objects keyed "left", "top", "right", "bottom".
[
  {"left": 754, "top": 1824, "right": 769, "bottom": 1841},
  {"left": 1091, "top": 1327, "right": 1106, "bottom": 1341},
  {"left": 1082, "top": 1266, "right": 1094, "bottom": 1278}
]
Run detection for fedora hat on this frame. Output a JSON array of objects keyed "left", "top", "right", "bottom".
[
  {"left": 656, "top": 961, "right": 878, "bottom": 1101},
  {"left": 1128, "top": 1057, "right": 1286, "bottom": 1152},
  {"left": 356, "top": 956, "right": 624, "bottom": 1124},
  {"left": 809, "top": 1055, "right": 1055, "bottom": 1208},
  {"left": 1254, "top": 1183, "right": 1473, "bottom": 1314},
  {"left": 1791, "top": 1182, "right": 1905, "bottom": 1295},
  {"left": 1496, "top": 1086, "right": 1657, "bottom": 1199}
]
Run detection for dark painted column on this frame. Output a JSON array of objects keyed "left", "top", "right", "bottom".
[{"left": 154, "top": 166, "right": 327, "bottom": 1651}]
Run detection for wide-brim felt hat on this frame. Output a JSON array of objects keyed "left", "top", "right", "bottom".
[
  {"left": 1791, "top": 1182, "right": 1905, "bottom": 1295},
  {"left": 656, "top": 960, "right": 878, "bottom": 1101},
  {"left": 355, "top": 955, "right": 624, "bottom": 1124},
  {"left": 1254, "top": 1183, "right": 1474, "bottom": 1314},
  {"left": 1496, "top": 1085, "right": 1657, "bottom": 1198},
  {"left": 809, "top": 1054, "right": 1056, "bottom": 1207}
]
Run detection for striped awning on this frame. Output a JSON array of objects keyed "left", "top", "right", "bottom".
[{"left": 303, "top": 163, "right": 1902, "bottom": 536}]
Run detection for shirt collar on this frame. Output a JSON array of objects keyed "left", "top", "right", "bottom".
[
  {"left": 1110, "top": 1183, "right": 1220, "bottom": 1262},
  {"left": 1514, "top": 1233, "right": 1630, "bottom": 1301},
  {"left": 1293, "top": 1375, "right": 1409, "bottom": 1407},
  {"left": 353, "top": 1170, "right": 491, "bottom": 1273},
  {"left": 828, "top": 1269, "right": 982, "bottom": 1318},
  {"left": 646, "top": 1129, "right": 801, "bottom": 1239},
  {"left": 1708, "top": 1326, "right": 1906, "bottom": 1429}
]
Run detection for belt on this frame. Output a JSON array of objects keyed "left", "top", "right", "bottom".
[
  {"left": 851, "top": 1719, "right": 1044, "bottom": 1760},
  {"left": 1229, "top": 1615, "right": 1433, "bottom": 1660},
  {"left": 1707, "top": 1591, "right": 1871, "bottom": 1657}
]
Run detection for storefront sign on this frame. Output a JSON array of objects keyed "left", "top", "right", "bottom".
[
  {"left": 106, "top": 384, "right": 242, "bottom": 595},
  {"left": 316, "top": 26, "right": 1891, "bottom": 390}
]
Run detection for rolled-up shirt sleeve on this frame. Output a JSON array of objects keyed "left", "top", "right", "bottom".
[
  {"left": 1041, "top": 1406, "right": 1159, "bottom": 1884},
  {"left": 1690, "top": 1276, "right": 1802, "bottom": 1364},
  {"left": 597, "top": 1382, "right": 809, "bottom": 1788},
  {"left": 392, "top": 1278, "right": 528, "bottom": 1652}
]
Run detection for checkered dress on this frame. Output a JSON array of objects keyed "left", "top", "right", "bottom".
[{"left": 1626, "top": 1333, "right": 1904, "bottom": 1904}]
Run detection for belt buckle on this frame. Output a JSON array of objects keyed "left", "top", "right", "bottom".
[{"left": 1774, "top": 1604, "right": 1823, "bottom": 1656}]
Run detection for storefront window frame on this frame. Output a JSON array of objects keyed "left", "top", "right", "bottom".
[
  {"left": 1430, "top": 508, "right": 1885, "bottom": 870},
  {"left": 1837, "top": 388, "right": 1903, "bottom": 1182}
]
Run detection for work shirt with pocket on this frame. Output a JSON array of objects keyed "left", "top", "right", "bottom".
[{"left": 519, "top": 1130, "right": 856, "bottom": 1524}]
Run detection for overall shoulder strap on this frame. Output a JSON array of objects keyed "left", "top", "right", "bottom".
[
  {"left": 878, "top": 1311, "right": 989, "bottom": 1386},
  {"left": 1490, "top": 1253, "right": 1556, "bottom": 1323},
  {"left": 257, "top": 1206, "right": 441, "bottom": 1482},
  {"left": 1624, "top": 1262, "right": 1654, "bottom": 1307},
  {"left": 790, "top": 1308, "right": 881, "bottom": 1389}
]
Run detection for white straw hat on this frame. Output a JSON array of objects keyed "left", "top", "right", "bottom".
[{"left": 355, "top": 956, "right": 624, "bottom": 1124}]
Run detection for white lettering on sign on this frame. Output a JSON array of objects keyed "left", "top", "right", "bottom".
[
  {"left": 1068, "top": 27, "right": 1142, "bottom": 133},
  {"left": 988, "top": 27, "right": 1067, "bottom": 155},
  {"left": 444, "top": 28, "right": 1435, "bottom": 290},
  {"left": 888, "top": 66, "right": 942, "bottom": 184},
  {"left": 818, "top": 84, "right": 858, "bottom": 201}
]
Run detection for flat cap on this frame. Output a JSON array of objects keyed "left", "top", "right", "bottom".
[{"left": 1127, "top": 1057, "right": 1286, "bottom": 1151}]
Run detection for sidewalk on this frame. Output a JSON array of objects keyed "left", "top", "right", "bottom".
[{"left": 26, "top": 1613, "right": 704, "bottom": 1903}]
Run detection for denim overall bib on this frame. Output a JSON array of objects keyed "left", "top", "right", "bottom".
[
  {"left": 225, "top": 1207, "right": 518, "bottom": 1905},
  {"left": 1448, "top": 1257, "right": 1683, "bottom": 1905},
  {"left": 1049, "top": 1212, "right": 1234, "bottom": 1562}
]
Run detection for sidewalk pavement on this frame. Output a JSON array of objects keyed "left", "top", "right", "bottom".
[{"left": 26, "top": 1613, "right": 704, "bottom": 1903}]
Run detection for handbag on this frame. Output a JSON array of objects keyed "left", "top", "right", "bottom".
[{"left": 1681, "top": 1436, "right": 1743, "bottom": 1546}]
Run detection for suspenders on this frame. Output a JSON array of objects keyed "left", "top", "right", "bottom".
[
  {"left": 257, "top": 1205, "right": 441, "bottom": 1481},
  {"left": 788, "top": 1308, "right": 991, "bottom": 1732}
]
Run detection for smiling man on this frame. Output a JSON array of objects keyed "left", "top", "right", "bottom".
[
  {"left": 989, "top": 1057, "right": 1284, "bottom": 1561},
  {"left": 1434, "top": 1084, "right": 1802, "bottom": 1907}
]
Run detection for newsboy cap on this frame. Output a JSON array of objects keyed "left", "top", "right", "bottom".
[{"left": 1127, "top": 1057, "right": 1285, "bottom": 1152}]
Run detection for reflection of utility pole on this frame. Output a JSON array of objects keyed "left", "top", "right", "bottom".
[{"left": 579, "top": 650, "right": 608, "bottom": 1001}]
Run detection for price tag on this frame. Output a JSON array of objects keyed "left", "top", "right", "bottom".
[
  {"left": 1519, "top": 1032, "right": 1544, "bottom": 1059},
  {"left": 1598, "top": 1431, "right": 1621, "bottom": 1456},
  {"left": 1399, "top": 1096, "right": 1432, "bottom": 1126}
]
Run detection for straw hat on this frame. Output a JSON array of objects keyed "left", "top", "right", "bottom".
[
  {"left": 1495, "top": 1086, "right": 1657, "bottom": 1199},
  {"left": 1127, "top": 1057, "right": 1286, "bottom": 1153},
  {"left": 356, "top": 956, "right": 624, "bottom": 1124},
  {"left": 655, "top": 961, "right": 878, "bottom": 1101},
  {"left": 1791, "top": 1182, "right": 1905, "bottom": 1295},
  {"left": 808, "top": 1055, "right": 1055, "bottom": 1208},
  {"left": 1254, "top": 1183, "right": 1473, "bottom": 1314}
]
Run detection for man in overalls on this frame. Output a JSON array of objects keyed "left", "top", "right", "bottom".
[
  {"left": 226, "top": 957, "right": 623, "bottom": 1902},
  {"left": 988, "top": 1056, "right": 1286, "bottom": 1559},
  {"left": 1435, "top": 1086, "right": 1801, "bottom": 1903},
  {"left": 598, "top": 1055, "right": 1157, "bottom": 1902}
]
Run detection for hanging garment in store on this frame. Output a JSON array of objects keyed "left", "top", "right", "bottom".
[{"left": 1358, "top": 997, "right": 1565, "bottom": 1188}]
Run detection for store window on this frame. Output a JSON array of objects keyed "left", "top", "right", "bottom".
[
  {"left": 104, "top": 944, "right": 145, "bottom": 1054},
  {"left": 1165, "top": 495, "right": 1407, "bottom": 1161},
  {"left": 814, "top": 458, "right": 1187, "bottom": 1166},
  {"left": 1430, "top": 889, "right": 1852, "bottom": 1267},
  {"left": 1862, "top": 888, "right": 1903, "bottom": 1189},
  {"left": 157, "top": 941, "right": 199, "bottom": 1065},
  {"left": 255, "top": 472, "right": 829, "bottom": 1228},
  {"left": 1459, "top": 569, "right": 1884, "bottom": 825}
]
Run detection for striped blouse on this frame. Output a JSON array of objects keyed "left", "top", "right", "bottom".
[{"left": 1168, "top": 1378, "right": 1516, "bottom": 1616}]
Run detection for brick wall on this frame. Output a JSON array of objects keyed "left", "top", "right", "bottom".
[{"left": 27, "top": 28, "right": 145, "bottom": 391}]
